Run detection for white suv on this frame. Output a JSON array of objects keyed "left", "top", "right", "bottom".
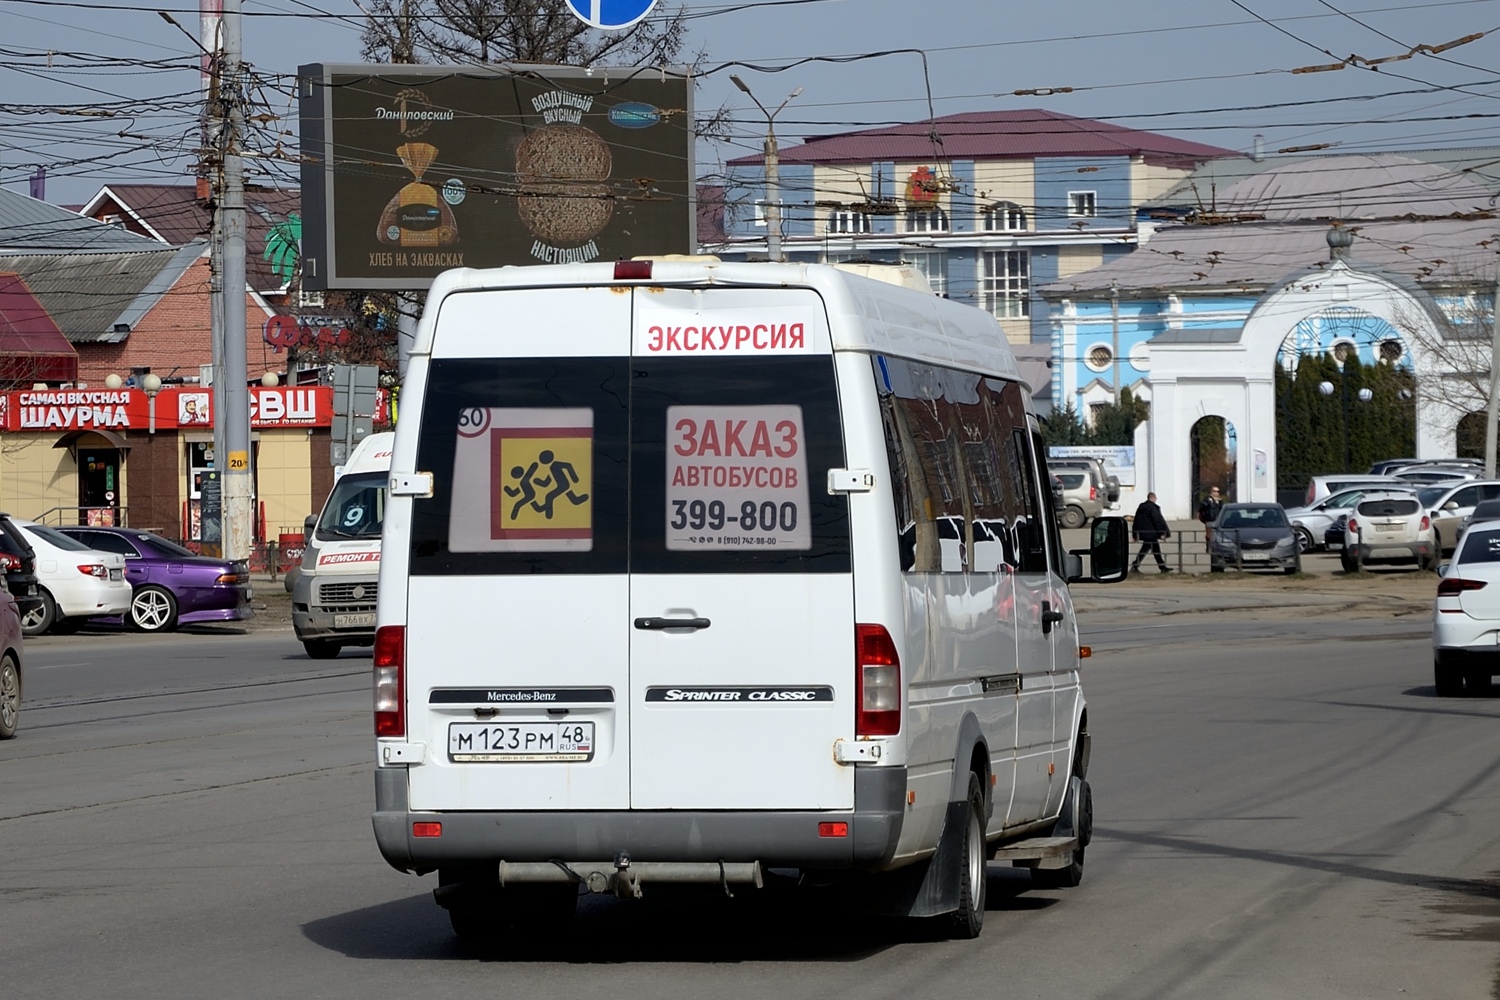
[{"left": 1340, "top": 492, "right": 1439, "bottom": 572}]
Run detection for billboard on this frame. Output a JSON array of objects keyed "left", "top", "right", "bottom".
[{"left": 298, "top": 63, "right": 694, "bottom": 291}]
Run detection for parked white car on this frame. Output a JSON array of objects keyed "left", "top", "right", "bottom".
[
  {"left": 14, "top": 521, "right": 130, "bottom": 636},
  {"left": 1417, "top": 480, "right": 1500, "bottom": 553},
  {"left": 1433, "top": 519, "right": 1500, "bottom": 696},
  {"left": 1285, "top": 484, "right": 1417, "bottom": 553},
  {"left": 1340, "top": 493, "right": 1439, "bottom": 572}
]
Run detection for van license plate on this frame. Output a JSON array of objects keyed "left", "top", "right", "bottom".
[
  {"left": 449, "top": 722, "right": 595, "bottom": 762},
  {"left": 334, "top": 612, "right": 376, "bottom": 628}
]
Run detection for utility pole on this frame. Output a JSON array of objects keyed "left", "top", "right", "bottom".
[
  {"left": 1110, "top": 280, "right": 1121, "bottom": 406},
  {"left": 1486, "top": 278, "right": 1500, "bottom": 477},
  {"left": 730, "top": 76, "right": 801, "bottom": 263},
  {"left": 216, "top": 0, "right": 252, "bottom": 561}
]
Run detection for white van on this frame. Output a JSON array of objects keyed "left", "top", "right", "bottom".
[
  {"left": 293, "top": 431, "right": 392, "bottom": 658},
  {"left": 372, "top": 260, "right": 1128, "bottom": 944}
]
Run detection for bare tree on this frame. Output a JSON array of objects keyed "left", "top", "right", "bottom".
[
  {"left": 1386, "top": 282, "right": 1494, "bottom": 435},
  {"left": 359, "top": 0, "right": 690, "bottom": 68}
]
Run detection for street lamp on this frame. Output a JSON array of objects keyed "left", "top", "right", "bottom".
[
  {"left": 1319, "top": 377, "right": 1373, "bottom": 473},
  {"left": 141, "top": 373, "right": 162, "bottom": 433},
  {"left": 730, "top": 75, "right": 802, "bottom": 263}
]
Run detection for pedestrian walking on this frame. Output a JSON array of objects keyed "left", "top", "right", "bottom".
[
  {"left": 1198, "top": 486, "right": 1224, "bottom": 548},
  {"left": 1131, "top": 492, "right": 1172, "bottom": 573}
]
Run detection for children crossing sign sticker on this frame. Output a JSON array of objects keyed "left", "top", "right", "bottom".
[
  {"left": 448, "top": 407, "right": 594, "bottom": 552},
  {"left": 563, "top": 0, "right": 658, "bottom": 30}
]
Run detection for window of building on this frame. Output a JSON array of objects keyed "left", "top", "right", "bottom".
[
  {"left": 1085, "top": 344, "right": 1113, "bottom": 372},
  {"left": 1068, "top": 191, "right": 1097, "bottom": 218},
  {"left": 905, "top": 207, "right": 949, "bottom": 233},
  {"left": 751, "top": 200, "right": 767, "bottom": 228},
  {"left": 1089, "top": 403, "right": 1110, "bottom": 425},
  {"left": 981, "top": 250, "right": 1030, "bottom": 319},
  {"left": 904, "top": 251, "right": 947, "bottom": 297},
  {"left": 1379, "top": 338, "right": 1404, "bottom": 363},
  {"left": 827, "top": 209, "right": 871, "bottom": 235},
  {"left": 981, "top": 201, "right": 1027, "bottom": 232}
]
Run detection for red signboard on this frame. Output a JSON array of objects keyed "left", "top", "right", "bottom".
[{"left": 0, "top": 385, "right": 335, "bottom": 432}]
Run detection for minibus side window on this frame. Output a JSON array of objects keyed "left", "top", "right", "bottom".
[{"left": 875, "top": 357, "right": 1028, "bottom": 575}]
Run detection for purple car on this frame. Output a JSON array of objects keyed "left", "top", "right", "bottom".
[{"left": 56, "top": 527, "right": 252, "bottom": 633}]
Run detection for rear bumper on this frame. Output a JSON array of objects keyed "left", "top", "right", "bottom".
[
  {"left": 372, "top": 765, "right": 907, "bottom": 874},
  {"left": 1354, "top": 541, "right": 1434, "bottom": 563}
]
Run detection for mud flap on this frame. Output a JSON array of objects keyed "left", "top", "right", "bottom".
[{"left": 843, "top": 798, "right": 968, "bottom": 917}]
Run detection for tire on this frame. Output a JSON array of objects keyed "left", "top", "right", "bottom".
[
  {"left": 438, "top": 867, "right": 577, "bottom": 951},
  {"left": 1284, "top": 557, "right": 1301, "bottom": 576},
  {"left": 1341, "top": 551, "right": 1359, "bottom": 574},
  {"left": 1435, "top": 656, "right": 1464, "bottom": 697},
  {"left": 19, "top": 588, "right": 55, "bottom": 637},
  {"left": 1466, "top": 669, "right": 1494, "bottom": 697},
  {"left": 947, "top": 772, "right": 987, "bottom": 939},
  {"left": 128, "top": 585, "right": 178, "bottom": 633},
  {"left": 303, "top": 640, "right": 341, "bottom": 660},
  {"left": 1294, "top": 526, "right": 1314, "bottom": 553},
  {"left": 1434, "top": 529, "right": 1444, "bottom": 555},
  {"left": 0, "top": 652, "right": 17, "bottom": 739},
  {"left": 1033, "top": 779, "right": 1091, "bottom": 889},
  {"left": 1059, "top": 505, "right": 1086, "bottom": 530},
  {"left": 1210, "top": 560, "right": 1224, "bottom": 573}
]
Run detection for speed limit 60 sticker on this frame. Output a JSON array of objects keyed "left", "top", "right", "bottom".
[{"left": 666, "top": 405, "right": 810, "bottom": 551}]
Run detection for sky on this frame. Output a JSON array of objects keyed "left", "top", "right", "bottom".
[{"left": 4, "top": 0, "right": 1500, "bottom": 206}]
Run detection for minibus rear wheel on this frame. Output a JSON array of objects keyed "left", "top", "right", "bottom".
[{"left": 947, "top": 772, "right": 987, "bottom": 939}]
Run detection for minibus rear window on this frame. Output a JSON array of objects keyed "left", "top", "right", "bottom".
[{"left": 410, "top": 355, "right": 849, "bottom": 576}]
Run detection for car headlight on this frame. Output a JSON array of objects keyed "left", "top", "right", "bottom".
[{"left": 1273, "top": 537, "right": 1296, "bottom": 551}]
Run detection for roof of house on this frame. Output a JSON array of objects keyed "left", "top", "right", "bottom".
[
  {"left": 0, "top": 243, "right": 206, "bottom": 344},
  {"left": 1144, "top": 153, "right": 1498, "bottom": 222},
  {"left": 1141, "top": 147, "right": 1500, "bottom": 214},
  {"left": 1039, "top": 216, "right": 1500, "bottom": 297},
  {"left": 78, "top": 183, "right": 301, "bottom": 292},
  {"left": 0, "top": 186, "right": 162, "bottom": 254},
  {"left": 727, "top": 109, "right": 1241, "bottom": 169},
  {"left": 0, "top": 272, "right": 79, "bottom": 380},
  {"left": 1043, "top": 152, "right": 1500, "bottom": 297}
]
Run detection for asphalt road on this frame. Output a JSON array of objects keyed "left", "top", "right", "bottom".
[{"left": 5, "top": 611, "right": 1499, "bottom": 999}]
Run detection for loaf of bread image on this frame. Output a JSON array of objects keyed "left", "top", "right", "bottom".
[
  {"left": 376, "top": 142, "right": 459, "bottom": 247},
  {"left": 516, "top": 125, "right": 614, "bottom": 244}
]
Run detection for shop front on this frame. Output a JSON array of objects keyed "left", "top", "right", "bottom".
[{"left": 0, "top": 386, "right": 336, "bottom": 550}]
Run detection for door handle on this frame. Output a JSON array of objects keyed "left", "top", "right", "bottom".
[
  {"left": 1041, "top": 600, "right": 1065, "bottom": 635},
  {"left": 634, "top": 617, "right": 711, "bottom": 631}
]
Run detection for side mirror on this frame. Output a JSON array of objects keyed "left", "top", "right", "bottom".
[
  {"left": 303, "top": 514, "right": 318, "bottom": 538},
  {"left": 1438, "top": 562, "right": 1451, "bottom": 577},
  {"left": 1069, "top": 515, "right": 1130, "bottom": 584},
  {"left": 1444, "top": 501, "right": 1460, "bottom": 511}
]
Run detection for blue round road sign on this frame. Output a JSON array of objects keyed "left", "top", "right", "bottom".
[{"left": 564, "top": 0, "right": 658, "bottom": 30}]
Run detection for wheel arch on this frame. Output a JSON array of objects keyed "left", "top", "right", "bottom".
[{"left": 948, "top": 711, "right": 992, "bottom": 820}]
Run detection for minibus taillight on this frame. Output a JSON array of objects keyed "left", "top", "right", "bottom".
[
  {"left": 373, "top": 625, "right": 405, "bottom": 737},
  {"left": 856, "top": 623, "right": 901, "bottom": 737},
  {"left": 614, "top": 259, "right": 652, "bottom": 280}
]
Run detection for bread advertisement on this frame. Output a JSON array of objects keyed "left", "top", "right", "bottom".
[{"left": 300, "top": 64, "right": 693, "bottom": 290}]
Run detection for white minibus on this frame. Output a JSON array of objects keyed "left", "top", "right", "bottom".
[{"left": 373, "top": 260, "right": 1127, "bottom": 945}]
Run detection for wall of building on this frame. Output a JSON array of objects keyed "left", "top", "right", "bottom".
[
  {"left": 1034, "top": 156, "right": 1133, "bottom": 231},
  {"left": 73, "top": 257, "right": 278, "bottom": 387},
  {"left": 0, "top": 436, "right": 80, "bottom": 521},
  {"left": 256, "top": 429, "right": 314, "bottom": 539},
  {"left": 124, "top": 430, "right": 182, "bottom": 534},
  {"left": 1129, "top": 157, "right": 1203, "bottom": 206}
]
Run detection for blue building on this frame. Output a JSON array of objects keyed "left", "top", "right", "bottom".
[{"left": 708, "top": 110, "right": 1239, "bottom": 346}]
